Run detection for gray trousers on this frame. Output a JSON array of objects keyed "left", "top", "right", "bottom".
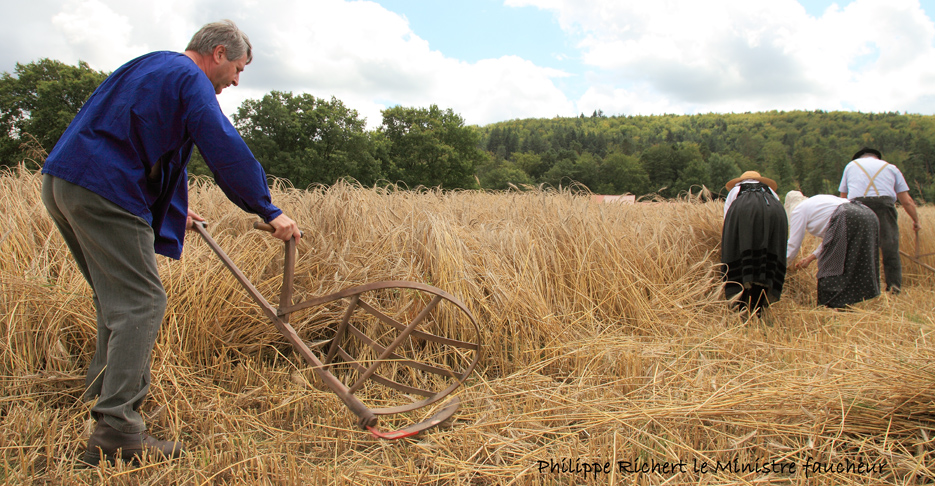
[
  {"left": 854, "top": 196, "right": 901, "bottom": 290},
  {"left": 42, "top": 174, "right": 166, "bottom": 433}
]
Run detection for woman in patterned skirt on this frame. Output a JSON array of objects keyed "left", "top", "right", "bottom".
[
  {"left": 721, "top": 171, "right": 788, "bottom": 313},
  {"left": 785, "top": 191, "right": 881, "bottom": 308}
]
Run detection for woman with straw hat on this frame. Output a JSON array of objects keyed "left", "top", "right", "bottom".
[
  {"left": 721, "top": 171, "right": 787, "bottom": 313},
  {"left": 784, "top": 191, "right": 880, "bottom": 308}
]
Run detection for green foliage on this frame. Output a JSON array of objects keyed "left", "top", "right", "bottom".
[
  {"left": 4, "top": 57, "right": 935, "bottom": 198},
  {"left": 476, "top": 157, "right": 534, "bottom": 190},
  {"left": 378, "top": 105, "right": 483, "bottom": 189},
  {"left": 233, "top": 91, "right": 380, "bottom": 188},
  {"left": 187, "top": 147, "right": 211, "bottom": 178},
  {"left": 540, "top": 150, "right": 580, "bottom": 188},
  {"left": 476, "top": 111, "right": 935, "bottom": 200},
  {"left": 707, "top": 153, "right": 742, "bottom": 196},
  {"left": 761, "top": 140, "right": 795, "bottom": 192},
  {"left": 599, "top": 152, "right": 650, "bottom": 195},
  {"left": 513, "top": 151, "right": 547, "bottom": 180},
  {"left": 0, "top": 59, "right": 108, "bottom": 168},
  {"left": 640, "top": 143, "right": 703, "bottom": 197},
  {"left": 675, "top": 156, "right": 711, "bottom": 195},
  {"left": 486, "top": 126, "right": 520, "bottom": 159}
]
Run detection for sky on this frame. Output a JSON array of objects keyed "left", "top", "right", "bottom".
[{"left": 2, "top": 0, "right": 935, "bottom": 129}]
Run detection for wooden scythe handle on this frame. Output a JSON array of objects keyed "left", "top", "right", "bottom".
[{"left": 253, "top": 221, "right": 305, "bottom": 238}]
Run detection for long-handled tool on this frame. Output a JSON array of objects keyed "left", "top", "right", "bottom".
[
  {"left": 899, "top": 230, "right": 935, "bottom": 274},
  {"left": 192, "top": 221, "right": 482, "bottom": 439}
]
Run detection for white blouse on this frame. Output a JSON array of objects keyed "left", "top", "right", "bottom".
[{"left": 786, "top": 194, "right": 849, "bottom": 261}]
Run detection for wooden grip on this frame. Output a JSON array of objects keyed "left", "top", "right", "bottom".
[
  {"left": 253, "top": 221, "right": 275, "bottom": 232},
  {"left": 253, "top": 221, "right": 303, "bottom": 238}
]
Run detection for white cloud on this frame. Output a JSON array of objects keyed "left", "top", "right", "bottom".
[
  {"left": 2, "top": 0, "right": 934, "bottom": 128},
  {"left": 50, "top": 0, "right": 148, "bottom": 69},
  {"left": 236, "top": 0, "right": 575, "bottom": 126},
  {"left": 1, "top": 0, "right": 576, "bottom": 128},
  {"left": 509, "top": 0, "right": 935, "bottom": 116}
]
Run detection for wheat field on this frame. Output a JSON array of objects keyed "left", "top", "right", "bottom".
[{"left": 1, "top": 164, "right": 933, "bottom": 485}]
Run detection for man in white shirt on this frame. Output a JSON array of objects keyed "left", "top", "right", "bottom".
[{"left": 838, "top": 148, "right": 921, "bottom": 294}]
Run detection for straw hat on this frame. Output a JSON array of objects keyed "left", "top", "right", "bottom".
[
  {"left": 784, "top": 190, "right": 808, "bottom": 215},
  {"left": 724, "top": 171, "right": 778, "bottom": 191}
]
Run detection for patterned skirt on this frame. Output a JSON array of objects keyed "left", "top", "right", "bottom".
[
  {"left": 721, "top": 190, "right": 788, "bottom": 310},
  {"left": 816, "top": 202, "right": 880, "bottom": 308}
]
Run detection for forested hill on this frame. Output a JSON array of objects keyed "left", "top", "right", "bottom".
[
  {"left": 475, "top": 111, "right": 935, "bottom": 202},
  {"left": 2, "top": 59, "right": 933, "bottom": 202}
]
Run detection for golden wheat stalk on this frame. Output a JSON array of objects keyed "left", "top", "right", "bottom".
[{"left": 1, "top": 165, "right": 932, "bottom": 484}]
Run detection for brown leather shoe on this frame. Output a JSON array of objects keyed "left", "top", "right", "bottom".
[{"left": 81, "top": 420, "right": 185, "bottom": 466}]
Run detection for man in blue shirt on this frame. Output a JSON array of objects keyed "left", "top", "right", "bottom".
[{"left": 41, "top": 20, "right": 300, "bottom": 465}]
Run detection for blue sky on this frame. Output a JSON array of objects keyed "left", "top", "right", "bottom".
[
  {"left": 2, "top": 0, "right": 935, "bottom": 127},
  {"left": 382, "top": 0, "right": 858, "bottom": 65},
  {"left": 377, "top": 0, "right": 572, "bottom": 65},
  {"left": 377, "top": 0, "right": 586, "bottom": 98},
  {"left": 376, "top": 0, "right": 865, "bottom": 101},
  {"left": 800, "top": 0, "right": 856, "bottom": 15}
]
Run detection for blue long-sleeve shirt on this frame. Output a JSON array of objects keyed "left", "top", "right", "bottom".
[{"left": 43, "top": 51, "right": 281, "bottom": 259}]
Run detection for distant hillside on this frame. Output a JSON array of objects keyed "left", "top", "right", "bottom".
[
  {"left": 3, "top": 59, "right": 932, "bottom": 199},
  {"left": 474, "top": 110, "right": 935, "bottom": 201}
]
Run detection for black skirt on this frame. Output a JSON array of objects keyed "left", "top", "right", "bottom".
[
  {"left": 721, "top": 185, "right": 788, "bottom": 309},
  {"left": 816, "top": 202, "right": 880, "bottom": 308}
]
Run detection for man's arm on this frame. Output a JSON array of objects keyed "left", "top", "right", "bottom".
[
  {"left": 839, "top": 192, "right": 847, "bottom": 198},
  {"left": 183, "top": 81, "right": 300, "bottom": 240},
  {"left": 896, "top": 191, "right": 921, "bottom": 231}
]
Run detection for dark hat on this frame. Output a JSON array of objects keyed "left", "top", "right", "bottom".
[{"left": 852, "top": 147, "right": 882, "bottom": 160}]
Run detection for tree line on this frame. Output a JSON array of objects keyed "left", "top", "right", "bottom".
[
  {"left": 477, "top": 111, "right": 935, "bottom": 201},
  {"left": 3, "top": 59, "right": 934, "bottom": 202}
]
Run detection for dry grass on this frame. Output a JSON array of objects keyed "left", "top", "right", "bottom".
[{"left": 1, "top": 164, "right": 933, "bottom": 485}]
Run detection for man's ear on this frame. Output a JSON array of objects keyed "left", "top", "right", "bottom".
[{"left": 212, "top": 45, "right": 226, "bottom": 63}]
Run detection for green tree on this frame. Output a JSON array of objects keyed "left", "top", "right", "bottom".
[
  {"left": 471, "top": 109, "right": 935, "bottom": 200},
  {"left": 478, "top": 158, "right": 533, "bottom": 189},
  {"left": 521, "top": 130, "right": 550, "bottom": 154},
  {"left": 541, "top": 150, "right": 581, "bottom": 188},
  {"left": 640, "top": 144, "right": 679, "bottom": 195},
  {"left": 670, "top": 143, "right": 705, "bottom": 194},
  {"left": 486, "top": 126, "right": 519, "bottom": 159},
  {"left": 761, "top": 140, "right": 796, "bottom": 192},
  {"left": 708, "top": 153, "right": 742, "bottom": 198},
  {"left": 792, "top": 146, "right": 818, "bottom": 186},
  {"left": 233, "top": 91, "right": 380, "bottom": 188},
  {"left": 572, "top": 151, "right": 601, "bottom": 189},
  {"left": 639, "top": 143, "right": 701, "bottom": 197},
  {"left": 378, "top": 105, "right": 482, "bottom": 188},
  {"left": 513, "top": 151, "right": 546, "bottom": 181},
  {"left": 0, "top": 59, "right": 108, "bottom": 167},
  {"left": 674, "top": 157, "right": 711, "bottom": 194},
  {"left": 903, "top": 136, "right": 935, "bottom": 202},
  {"left": 600, "top": 152, "right": 650, "bottom": 195}
]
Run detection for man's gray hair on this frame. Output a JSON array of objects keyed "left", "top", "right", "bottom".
[{"left": 186, "top": 19, "right": 253, "bottom": 64}]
